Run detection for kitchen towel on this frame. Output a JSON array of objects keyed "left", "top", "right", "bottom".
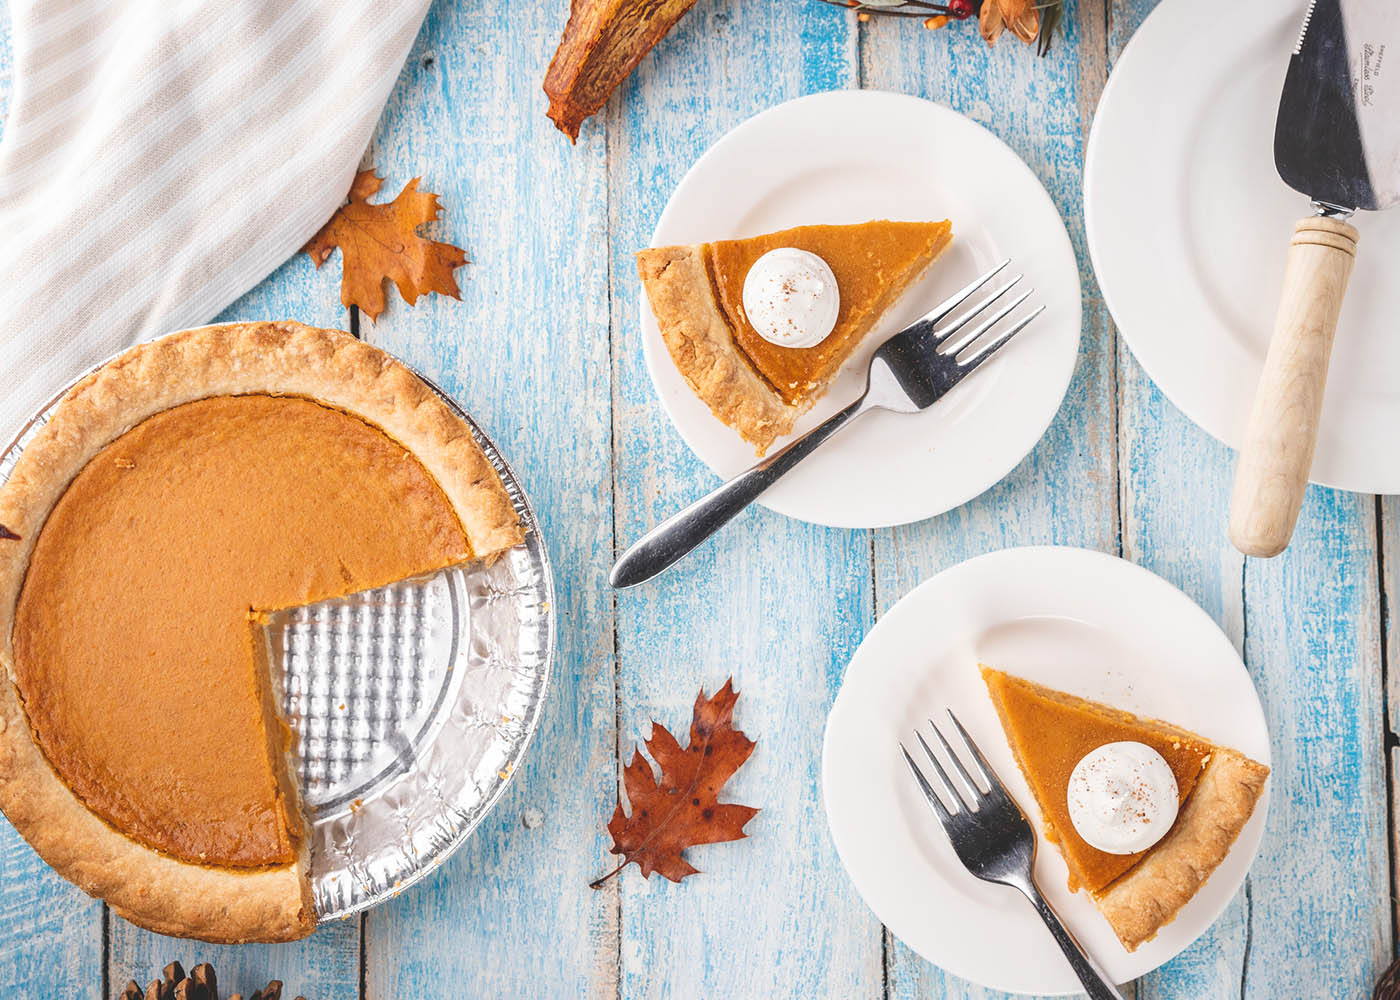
[{"left": 0, "top": 0, "right": 431, "bottom": 438}]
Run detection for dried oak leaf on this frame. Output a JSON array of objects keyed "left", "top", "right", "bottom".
[
  {"left": 591, "top": 679, "right": 758, "bottom": 887},
  {"left": 303, "top": 170, "right": 466, "bottom": 322},
  {"left": 980, "top": 0, "right": 1039, "bottom": 45}
]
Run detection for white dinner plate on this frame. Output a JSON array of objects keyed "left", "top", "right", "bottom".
[
  {"left": 822, "top": 547, "right": 1271, "bottom": 994},
  {"left": 1085, "top": 0, "right": 1400, "bottom": 494},
  {"left": 639, "top": 90, "right": 1082, "bottom": 528}
]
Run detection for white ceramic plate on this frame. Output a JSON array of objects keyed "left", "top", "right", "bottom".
[
  {"left": 1085, "top": 0, "right": 1400, "bottom": 494},
  {"left": 639, "top": 90, "right": 1082, "bottom": 528},
  {"left": 822, "top": 547, "right": 1271, "bottom": 994}
]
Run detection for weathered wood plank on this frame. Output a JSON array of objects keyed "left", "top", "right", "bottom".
[
  {"left": 860, "top": 2, "right": 1117, "bottom": 997},
  {"left": 358, "top": 1, "right": 620, "bottom": 996},
  {"left": 607, "top": 3, "right": 881, "bottom": 998},
  {"left": 0, "top": 831, "right": 103, "bottom": 998},
  {"left": 1236, "top": 493, "right": 1387, "bottom": 997},
  {"left": 108, "top": 925, "right": 361, "bottom": 1000}
]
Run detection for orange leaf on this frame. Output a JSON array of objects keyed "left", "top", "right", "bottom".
[
  {"left": 980, "top": 0, "right": 1038, "bottom": 44},
  {"left": 303, "top": 170, "right": 466, "bottom": 322},
  {"left": 591, "top": 679, "right": 758, "bottom": 886}
]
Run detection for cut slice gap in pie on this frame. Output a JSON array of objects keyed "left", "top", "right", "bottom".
[
  {"left": 979, "top": 665, "right": 1269, "bottom": 953},
  {"left": 637, "top": 220, "right": 953, "bottom": 454},
  {"left": 0, "top": 322, "right": 524, "bottom": 943}
]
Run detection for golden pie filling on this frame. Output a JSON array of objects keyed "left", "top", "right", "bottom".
[
  {"left": 12, "top": 394, "right": 471, "bottom": 869},
  {"left": 980, "top": 667, "right": 1210, "bottom": 894},
  {"left": 707, "top": 221, "right": 953, "bottom": 404}
]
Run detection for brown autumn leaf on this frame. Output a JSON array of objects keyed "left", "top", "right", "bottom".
[
  {"left": 980, "top": 0, "right": 1039, "bottom": 45},
  {"left": 303, "top": 170, "right": 466, "bottom": 322},
  {"left": 591, "top": 679, "right": 758, "bottom": 887}
]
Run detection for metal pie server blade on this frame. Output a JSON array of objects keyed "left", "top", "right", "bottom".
[
  {"left": 1275, "top": 0, "right": 1400, "bottom": 212},
  {"left": 1229, "top": 0, "right": 1400, "bottom": 559}
]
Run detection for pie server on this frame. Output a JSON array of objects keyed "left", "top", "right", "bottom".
[{"left": 1229, "top": 0, "right": 1400, "bottom": 557}]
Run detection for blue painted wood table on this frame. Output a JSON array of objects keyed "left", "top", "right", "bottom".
[{"left": 0, "top": 1, "right": 1391, "bottom": 997}]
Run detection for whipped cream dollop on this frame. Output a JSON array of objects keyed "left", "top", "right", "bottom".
[
  {"left": 1066, "top": 742, "right": 1179, "bottom": 855},
  {"left": 741, "top": 248, "right": 840, "bottom": 349}
]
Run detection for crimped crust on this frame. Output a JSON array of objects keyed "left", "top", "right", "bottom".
[
  {"left": 1096, "top": 748, "right": 1269, "bottom": 951},
  {"left": 0, "top": 322, "right": 522, "bottom": 560},
  {"left": 637, "top": 245, "right": 800, "bottom": 454},
  {"left": 0, "top": 321, "right": 523, "bottom": 943}
]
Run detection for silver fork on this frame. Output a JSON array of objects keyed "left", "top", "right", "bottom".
[
  {"left": 609, "top": 260, "right": 1043, "bottom": 588},
  {"left": 902, "top": 711, "right": 1124, "bottom": 1000}
]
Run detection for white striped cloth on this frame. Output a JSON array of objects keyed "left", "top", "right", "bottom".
[{"left": 0, "top": 0, "right": 431, "bottom": 439}]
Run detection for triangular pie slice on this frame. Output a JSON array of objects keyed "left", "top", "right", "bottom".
[
  {"left": 980, "top": 666, "right": 1269, "bottom": 952},
  {"left": 637, "top": 220, "right": 953, "bottom": 454},
  {"left": 0, "top": 323, "right": 524, "bottom": 943}
]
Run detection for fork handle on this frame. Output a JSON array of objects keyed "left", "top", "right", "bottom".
[
  {"left": 609, "top": 398, "right": 866, "bottom": 588},
  {"left": 1017, "top": 881, "right": 1125, "bottom": 1000}
]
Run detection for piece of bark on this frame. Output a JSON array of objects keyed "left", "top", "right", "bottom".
[{"left": 543, "top": 0, "right": 699, "bottom": 141}]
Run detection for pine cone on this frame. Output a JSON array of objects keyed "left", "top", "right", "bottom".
[
  {"left": 115, "top": 963, "right": 304, "bottom": 1000},
  {"left": 1376, "top": 954, "right": 1400, "bottom": 1000}
]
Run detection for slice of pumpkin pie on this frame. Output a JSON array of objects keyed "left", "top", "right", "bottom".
[
  {"left": 0, "top": 322, "right": 523, "bottom": 943},
  {"left": 980, "top": 666, "right": 1269, "bottom": 952},
  {"left": 638, "top": 219, "right": 952, "bottom": 454}
]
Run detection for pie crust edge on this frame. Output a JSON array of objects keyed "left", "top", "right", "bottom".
[
  {"left": 1095, "top": 747, "right": 1269, "bottom": 952},
  {"left": 0, "top": 320, "right": 525, "bottom": 942},
  {"left": 636, "top": 245, "right": 801, "bottom": 455}
]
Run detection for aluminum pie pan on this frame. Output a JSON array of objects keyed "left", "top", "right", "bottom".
[{"left": 0, "top": 332, "right": 555, "bottom": 924}]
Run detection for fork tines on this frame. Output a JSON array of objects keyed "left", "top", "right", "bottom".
[
  {"left": 900, "top": 708, "right": 1007, "bottom": 817},
  {"left": 916, "top": 260, "right": 1046, "bottom": 374}
]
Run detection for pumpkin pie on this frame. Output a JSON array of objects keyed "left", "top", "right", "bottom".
[
  {"left": 980, "top": 666, "right": 1269, "bottom": 952},
  {"left": 637, "top": 220, "right": 953, "bottom": 454},
  {"left": 0, "top": 322, "right": 523, "bottom": 943}
]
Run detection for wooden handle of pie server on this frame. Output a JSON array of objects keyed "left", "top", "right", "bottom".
[{"left": 1229, "top": 216, "right": 1358, "bottom": 558}]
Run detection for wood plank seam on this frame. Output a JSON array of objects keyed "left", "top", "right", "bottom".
[
  {"left": 856, "top": 14, "right": 896, "bottom": 999},
  {"left": 358, "top": 911, "right": 367, "bottom": 1000},
  {"left": 1238, "top": 556, "right": 1253, "bottom": 1000},
  {"left": 1239, "top": 880, "right": 1254, "bottom": 999},
  {"left": 1376, "top": 495, "right": 1398, "bottom": 959},
  {"left": 602, "top": 94, "right": 626, "bottom": 1000},
  {"left": 102, "top": 905, "right": 110, "bottom": 1000}
]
